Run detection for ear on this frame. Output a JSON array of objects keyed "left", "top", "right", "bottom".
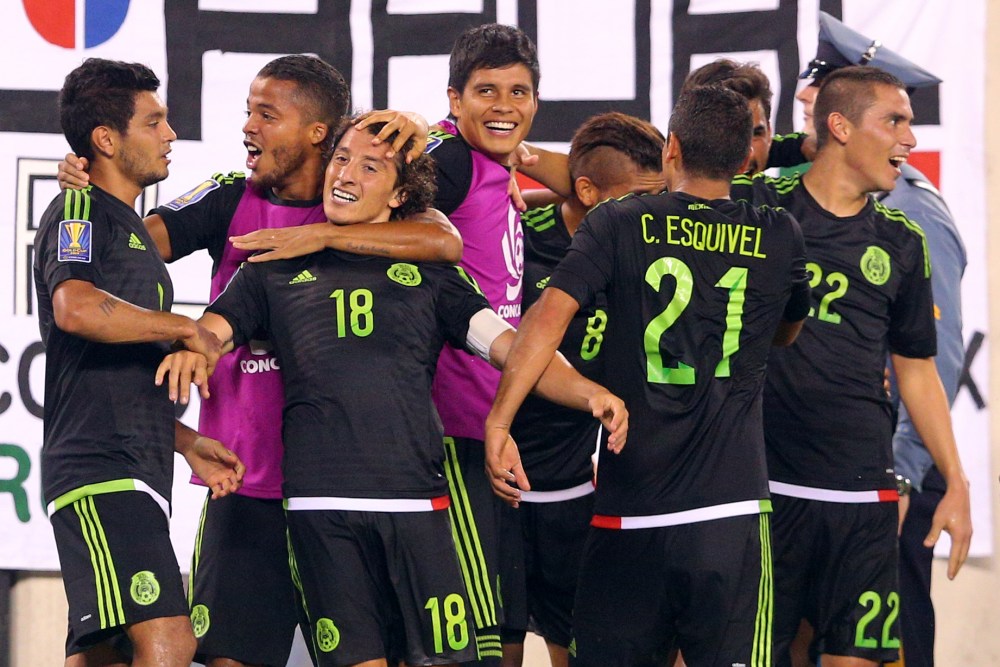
[
  {"left": 737, "top": 149, "right": 753, "bottom": 175},
  {"left": 388, "top": 187, "right": 407, "bottom": 210},
  {"left": 826, "top": 111, "right": 851, "bottom": 144},
  {"left": 575, "top": 176, "right": 600, "bottom": 208},
  {"left": 91, "top": 126, "right": 116, "bottom": 159},
  {"left": 447, "top": 87, "right": 462, "bottom": 118},
  {"left": 309, "top": 121, "right": 329, "bottom": 149},
  {"left": 662, "top": 132, "right": 682, "bottom": 169}
]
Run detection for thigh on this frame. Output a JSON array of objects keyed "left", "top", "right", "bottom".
[
  {"left": 810, "top": 502, "right": 900, "bottom": 664},
  {"left": 52, "top": 491, "right": 187, "bottom": 658},
  {"left": 383, "top": 511, "right": 479, "bottom": 666},
  {"left": 525, "top": 494, "right": 594, "bottom": 649},
  {"left": 189, "top": 492, "right": 299, "bottom": 666},
  {"left": 286, "top": 510, "right": 389, "bottom": 667},
  {"left": 572, "top": 528, "right": 670, "bottom": 667},
  {"left": 674, "top": 514, "right": 773, "bottom": 667},
  {"left": 443, "top": 436, "right": 503, "bottom": 662}
]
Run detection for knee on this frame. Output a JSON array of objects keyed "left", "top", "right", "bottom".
[{"left": 129, "top": 615, "right": 197, "bottom": 666}]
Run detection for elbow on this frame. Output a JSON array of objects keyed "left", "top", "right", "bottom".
[
  {"left": 772, "top": 320, "right": 804, "bottom": 347},
  {"left": 441, "top": 232, "right": 463, "bottom": 264},
  {"left": 53, "top": 301, "right": 87, "bottom": 336}
]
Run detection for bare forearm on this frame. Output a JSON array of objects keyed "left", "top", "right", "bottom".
[
  {"left": 174, "top": 420, "right": 200, "bottom": 456},
  {"left": 518, "top": 143, "right": 572, "bottom": 198},
  {"left": 334, "top": 217, "right": 462, "bottom": 263},
  {"left": 55, "top": 282, "right": 195, "bottom": 344},
  {"left": 893, "top": 354, "right": 967, "bottom": 485}
]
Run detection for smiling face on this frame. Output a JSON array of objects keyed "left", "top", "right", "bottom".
[
  {"left": 843, "top": 84, "right": 916, "bottom": 193},
  {"left": 117, "top": 90, "right": 176, "bottom": 188},
  {"left": 323, "top": 127, "right": 403, "bottom": 226},
  {"left": 243, "top": 76, "right": 324, "bottom": 197},
  {"left": 448, "top": 64, "right": 538, "bottom": 162}
]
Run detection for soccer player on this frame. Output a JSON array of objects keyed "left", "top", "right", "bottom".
[
  {"left": 499, "top": 112, "right": 664, "bottom": 667},
  {"left": 681, "top": 59, "right": 775, "bottom": 175},
  {"left": 730, "top": 66, "right": 972, "bottom": 667},
  {"left": 425, "top": 24, "right": 542, "bottom": 663},
  {"left": 59, "top": 54, "right": 462, "bottom": 667},
  {"left": 156, "top": 118, "right": 627, "bottom": 667},
  {"left": 34, "top": 58, "right": 242, "bottom": 667},
  {"left": 776, "top": 15, "right": 969, "bottom": 667},
  {"left": 484, "top": 85, "right": 811, "bottom": 666}
]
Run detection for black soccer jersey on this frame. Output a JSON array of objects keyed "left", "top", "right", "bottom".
[
  {"left": 206, "top": 251, "right": 493, "bottom": 499},
  {"left": 33, "top": 186, "right": 176, "bottom": 506},
  {"left": 511, "top": 204, "right": 605, "bottom": 490},
  {"left": 731, "top": 174, "right": 936, "bottom": 491},
  {"left": 549, "top": 192, "right": 810, "bottom": 518}
]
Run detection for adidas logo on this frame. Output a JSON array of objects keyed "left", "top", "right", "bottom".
[
  {"left": 128, "top": 233, "right": 146, "bottom": 250},
  {"left": 289, "top": 270, "right": 317, "bottom": 284}
]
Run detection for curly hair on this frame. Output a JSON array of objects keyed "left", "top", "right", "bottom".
[{"left": 330, "top": 117, "right": 438, "bottom": 220}]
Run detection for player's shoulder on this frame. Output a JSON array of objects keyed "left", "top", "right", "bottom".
[
  {"left": 872, "top": 200, "right": 931, "bottom": 277},
  {"left": 159, "top": 171, "right": 247, "bottom": 212}
]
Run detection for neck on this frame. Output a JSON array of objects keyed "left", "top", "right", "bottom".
[
  {"left": 667, "top": 172, "right": 732, "bottom": 201},
  {"left": 802, "top": 151, "right": 869, "bottom": 217},
  {"left": 560, "top": 197, "right": 589, "bottom": 236},
  {"left": 87, "top": 162, "right": 142, "bottom": 206},
  {"left": 270, "top": 161, "right": 325, "bottom": 201}
]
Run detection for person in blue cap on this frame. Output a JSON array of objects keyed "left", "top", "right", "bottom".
[{"left": 786, "top": 14, "right": 968, "bottom": 667}]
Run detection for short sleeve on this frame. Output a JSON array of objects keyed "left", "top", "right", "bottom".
[
  {"left": 547, "top": 203, "right": 617, "bottom": 311},
  {"left": 887, "top": 238, "right": 937, "bottom": 358},
  {"left": 436, "top": 266, "right": 494, "bottom": 349},
  {"left": 780, "top": 211, "right": 811, "bottom": 322},
  {"left": 426, "top": 134, "right": 473, "bottom": 215},
  {"left": 205, "top": 262, "right": 269, "bottom": 347},
  {"left": 150, "top": 173, "right": 247, "bottom": 263},
  {"left": 35, "top": 191, "right": 111, "bottom": 292}
]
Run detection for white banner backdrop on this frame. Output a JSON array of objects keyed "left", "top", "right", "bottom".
[{"left": 0, "top": 0, "right": 990, "bottom": 569}]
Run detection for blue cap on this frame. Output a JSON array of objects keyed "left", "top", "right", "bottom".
[{"left": 800, "top": 12, "right": 941, "bottom": 89}]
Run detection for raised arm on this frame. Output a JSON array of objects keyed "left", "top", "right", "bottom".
[
  {"left": 891, "top": 353, "right": 972, "bottom": 580},
  {"left": 229, "top": 208, "right": 462, "bottom": 264},
  {"left": 514, "top": 143, "right": 572, "bottom": 198}
]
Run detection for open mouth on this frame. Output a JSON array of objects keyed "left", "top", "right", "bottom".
[
  {"left": 889, "top": 156, "right": 907, "bottom": 171},
  {"left": 331, "top": 188, "right": 357, "bottom": 203},
  {"left": 245, "top": 142, "right": 262, "bottom": 170},
  {"left": 484, "top": 121, "right": 517, "bottom": 134}
]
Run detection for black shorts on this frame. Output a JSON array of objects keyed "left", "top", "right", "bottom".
[
  {"left": 188, "top": 492, "right": 302, "bottom": 666},
  {"left": 571, "top": 512, "right": 772, "bottom": 667},
  {"left": 286, "top": 506, "right": 478, "bottom": 667},
  {"left": 500, "top": 488, "right": 594, "bottom": 648},
  {"left": 444, "top": 436, "right": 503, "bottom": 661},
  {"left": 50, "top": 490, "right": 188, "bottom": 657},
  {"left": 770, "top": 494, "right": 899, "bottom": 665}
]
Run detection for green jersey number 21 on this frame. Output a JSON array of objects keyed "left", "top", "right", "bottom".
[{"left": 643, "top": 258, "right": 747, "bottom": 385}]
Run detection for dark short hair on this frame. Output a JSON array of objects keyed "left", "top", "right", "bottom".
[
  {"left": 813, "top": 65, "right": 906, "bottom": 148},
  {"left": 682, "top": 58, "right": 774, "bottom": 121},
  {"left": 257, "top": 55, "right": 350, "bottom": 153},
  {"left": 569, "top": 112, "right": 664, "bottom": 188},
  {"left": 330, "top": 117, "right": 437, "bottom": 221},
  {"left": 59, "top": 58, "right": 161, "bottom": 160},
  {"left": 448, "top": 24, "right": 540, "bottom": 94},
  {"left": 668, "top": 85, "right": 752, "bottom": 180}
]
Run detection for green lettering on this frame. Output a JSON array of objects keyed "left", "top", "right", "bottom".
[
  {"left": 680, "top": 217, "right": 693, "bottom": 246},
  {"left": 752, "top": 227, "right": 767, "bottom": 258},
  {"left": 0, "top": 444, "right": 31, "bottom": 522},
  {"left": 641, "top": 213, "right": 659, "bottom": 244},
  {"left": 665, "top": 215, "right": 679, "bottom": 245}
]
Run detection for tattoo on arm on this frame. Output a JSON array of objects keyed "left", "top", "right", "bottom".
[
  {"left": 98, "top": 296, "right": 120, "bottom": 317},
  {"left": 344, "top": 241, "right": 392, "bottom": 257}
]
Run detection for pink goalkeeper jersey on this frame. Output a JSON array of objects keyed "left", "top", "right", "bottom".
[
  {"left": 430, "top": 120, "right": 524, "bottom": 441},
  {"left": 195, "top": 185, "right": 326, "bottom": 498}
]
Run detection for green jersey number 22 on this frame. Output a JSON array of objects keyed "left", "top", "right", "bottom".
[{"left": 644, "top": 258, "right": 747, "bottom": 385}]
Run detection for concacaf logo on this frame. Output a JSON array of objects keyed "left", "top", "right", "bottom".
[
  {"left": 129, "top": 571, "right": 160, "bottom": 606},
  {"left": 860, "top": 246, "right": 891, "bottom": 286}
]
